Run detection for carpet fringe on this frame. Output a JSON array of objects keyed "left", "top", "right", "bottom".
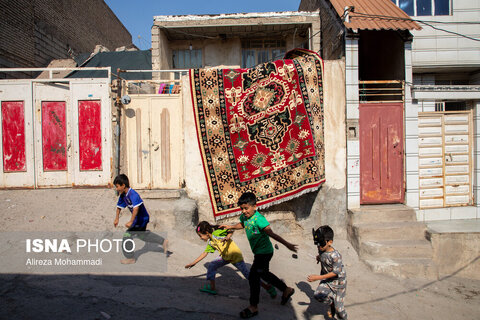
[{"left": 215, "top": 183, "right": 322, "bottom": 221}]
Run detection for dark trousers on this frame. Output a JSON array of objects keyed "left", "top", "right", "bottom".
[
  {"left": 122, "top": 226, "right": 165, "bottom": 259},
  {"left": 248, "top": 253, "right": 287, "bottom": 306}
]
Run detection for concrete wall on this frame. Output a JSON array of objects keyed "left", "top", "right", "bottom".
[
  {"left": 204, "top": 39, "right": 242, "bottom": 67},
  {"left": 153, "top": 34, "right": 312, "bottom": 71},
  {"left": 0, "top": 0, "right": 132, "bottom": 72},
  {"left": 151, "top": 27, "right": 171, "bottom": 72},
  {"left": 298, "top": 59, "right": 347, "bottom": 237},
  {"left": 151, "top": 12, "right": 320, "bottom": 71},
  {"left": 430, "top": 232, "right": 480, "bottom": 280},
  {"left": 182, "top": 60, "right": 347, "bottom": 236}
]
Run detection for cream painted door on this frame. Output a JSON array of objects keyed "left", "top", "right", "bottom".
[
  {"left": 125, "top": 95, "right": 183, "bottom": 189},
  {"left": 418, "top": 111, "right": 473, "bottom": 208}
]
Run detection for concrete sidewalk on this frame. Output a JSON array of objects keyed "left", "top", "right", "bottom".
[{"left": 1, "top": 189, "right": 479, "bottom": 319}]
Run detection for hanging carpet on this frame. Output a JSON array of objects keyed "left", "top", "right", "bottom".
[{"left": 190, "top": 48, "right": 325, "bottom": 219}]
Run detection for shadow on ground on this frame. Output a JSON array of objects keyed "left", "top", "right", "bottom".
[{"left": 0, "top": 270, "right": 301, "bottom": 320}]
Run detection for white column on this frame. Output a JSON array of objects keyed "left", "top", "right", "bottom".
[
  {"left": 404, "top": 41, "right": 420, "bottom": 213},
  {"left": 346, "top": 37, "right": 360, "bottom": 209}
]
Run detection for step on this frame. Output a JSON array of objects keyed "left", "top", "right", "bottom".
[
  {"left": 360, "top": 239, "right": 433, "bottom": 259},
  {"left": 349, "top": 205, "right": 416, "bottom": 224},
  {"left": 141, "top": 189, "right": 182, "bottom": 199},
  {"left": 147, "top": 196, "right": 197, "bottom": 231},
  {"left": 353, "top": 221, "right": 427, "bottom": 241},
  {"left": 364, "top": 257, "right": 438, "bottom": 279}
]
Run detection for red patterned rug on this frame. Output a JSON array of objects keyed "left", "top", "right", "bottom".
[{"left": 190, "top": 48, "right": 325, "bottom": 219}]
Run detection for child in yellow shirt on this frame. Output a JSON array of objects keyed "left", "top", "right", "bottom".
[{"left": 185, "top": 221, "right": 277, "bottom": 297}]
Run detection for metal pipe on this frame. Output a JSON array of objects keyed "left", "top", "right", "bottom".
[
  {"left": 119, "top": 69, "right": 188, "bottom": 73},
  {"left": 0, "top": 67, "right": 110, "bottom": 72},
  {"left": 115, "top": 68, "right": 123, "bottom": 180}
]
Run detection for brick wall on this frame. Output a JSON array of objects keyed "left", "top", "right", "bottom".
[
  {"left": 0, "top": 0, "right": 132, "bottom": 73},
  {"left": 299, "top": 0, "right": 345, "bottom": 60}
]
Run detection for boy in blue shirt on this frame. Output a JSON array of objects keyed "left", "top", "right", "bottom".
[
  {"left": 113, "top": 174, "right": 168, "bottom": 264},
  {"left": 221, "top": 192, "right": 297, "bottom": 318}
]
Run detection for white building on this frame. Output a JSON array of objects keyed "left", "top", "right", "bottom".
[{"left": 390, "top": 0, "right": 480, "bottom": 220}]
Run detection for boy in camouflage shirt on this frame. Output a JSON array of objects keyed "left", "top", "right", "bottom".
[{"left": 307, "top": 225, "right": 347, "bottom": 319}]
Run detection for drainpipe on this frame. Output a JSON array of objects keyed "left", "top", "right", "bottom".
[{"left": 115, "top": 68, "right": 122, "bottom": 179}]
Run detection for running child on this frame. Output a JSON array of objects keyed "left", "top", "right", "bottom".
[
  {"left": 185, "top": 221, "right": 277, "bottom": 298},
  {"left": 113, "top": 174, "right": 168, "bottom": 264},
  {"left": 307, "top": 225, "right": 347, "bottom": 319},
  {"left": 220, "top": 192, "right": 297, "bottom": 319}
]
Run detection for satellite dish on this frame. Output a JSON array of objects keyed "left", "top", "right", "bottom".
[{"left": 121, "top": 95, "right": 131, "bottom": 105}]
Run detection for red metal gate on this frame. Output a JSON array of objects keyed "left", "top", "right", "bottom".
[{"left": 359, "top": 103, "right": 404, "bottom": 204}]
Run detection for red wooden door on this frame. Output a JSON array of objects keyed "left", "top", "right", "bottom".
[{"left": 359, "top": 103, "right": 404, "bottom": 204}]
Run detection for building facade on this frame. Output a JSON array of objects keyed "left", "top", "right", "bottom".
[
  {"left": 394, "top": 0, "right": 480, "bottom": 220},
  {"left": 149, "top": 11, "right": 352, "bottom": 229}
]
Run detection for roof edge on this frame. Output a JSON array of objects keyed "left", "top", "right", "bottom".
[{"left": 154, "top": 11, "right": 320, "bottom": 22}]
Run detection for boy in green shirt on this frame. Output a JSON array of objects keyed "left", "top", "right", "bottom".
[{"left": 221, "top": 192, "right": 298, "bottom": 318}]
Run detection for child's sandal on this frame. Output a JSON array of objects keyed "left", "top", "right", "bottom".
[
  {"left": 199, "top": 284, "right": 217, "bottom": 295},
  {"left": 239, "top": 308, "right": 258, "bottom": 318},
  {"left": 280, "top": 288, "right": 295, "bottom": 305},
  {"left": 267, "top": 286, "right": 277, "bottom": 299}
]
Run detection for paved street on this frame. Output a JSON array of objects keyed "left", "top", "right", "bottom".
[{"left": 1, "top": 189, "right": 479, "bottom": 319}]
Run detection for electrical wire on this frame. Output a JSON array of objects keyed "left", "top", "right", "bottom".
[
  {"left": 350, "top": 12, "right": 480, "bottom": 42},
  {"left": 351, "top": 12, "right": 480, "bottom": 25}
]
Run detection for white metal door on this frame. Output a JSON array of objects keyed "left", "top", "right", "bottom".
[
  {"left": 0, "top": 78, "right": 112, "bottom": 188},
  {"left": 70, "top": 80, "right": 112, "bottom": 186},
  {"left": 0, "top": 81, "right": 35, "bottom": 187},
  {"left": 34, "top": 82, "right": 73, "bottom": 187}
]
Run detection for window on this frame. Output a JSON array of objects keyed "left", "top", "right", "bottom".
[
  {"left": 399, "top": 0, "right": 414, "bottom": 16},
  {"left": 416, "top": 0, "right": 432, "bottom": 16},
  {"left": 241, "top": 39, "right": 286, "bottom": 68},
  {"left": 391, "top": 0, "right": 451, "bottom": 16},
  {"left": 435, "top": 0, "right": 450, "bottom": 15},
  {"left": 172, "top": 49, "right": 202, "bottom": 69}
]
